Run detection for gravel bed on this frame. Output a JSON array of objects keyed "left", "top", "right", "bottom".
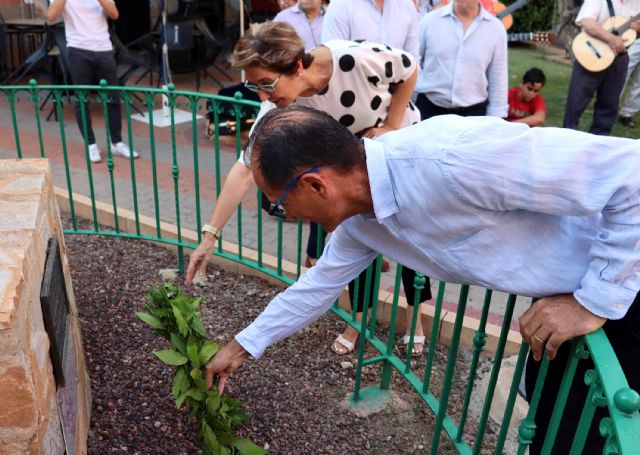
[{"left": 64, "top": 219, "right": 502, "bottom": 454}]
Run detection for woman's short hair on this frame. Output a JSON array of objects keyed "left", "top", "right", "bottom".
[{"left": 229, "top": 22, "right": 314, "bottom": 75}]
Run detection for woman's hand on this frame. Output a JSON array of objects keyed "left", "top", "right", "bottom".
[
  {"left": 361, "top": 125, "right": 396, "bottom": 139},
  {"left": 185, "top": 234, "right": 217, "bottom": 285}
]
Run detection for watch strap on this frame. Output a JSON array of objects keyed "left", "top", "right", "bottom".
[{"left": 202, "top": 224, "right": 221, "bottom": 239}]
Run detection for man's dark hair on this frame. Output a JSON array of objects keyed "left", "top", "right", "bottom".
[
  {"left": 245, "top": 106, "right": 363, "bottom": 188},
  {"left": 522, "top": 67, "right": 546, "bottom": 86}
]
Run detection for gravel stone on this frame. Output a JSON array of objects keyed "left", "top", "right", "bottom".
[{"left": 64, "top": 218, "right": 503, "bottom": 454}]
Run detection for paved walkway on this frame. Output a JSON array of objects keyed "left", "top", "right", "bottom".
[{"left": 0, "top": 72, "right": 529, "bottom": 331}]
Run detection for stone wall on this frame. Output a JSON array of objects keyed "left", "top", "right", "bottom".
[{"left": 0, "top": 159, "right": 90, "bottom": 454}]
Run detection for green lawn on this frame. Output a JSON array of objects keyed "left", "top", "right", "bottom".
[{"left": 508, "top": 45, "right": 640, "bottom": 140}]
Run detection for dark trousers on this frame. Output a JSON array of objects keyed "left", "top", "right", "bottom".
[
  {"left": 525, "top": 293, "right": 640, "bottom": 454},
  {"left": 563, "top": 54, "right": 629, "bottom": 136},
  {"left": 68, "top": 47, "right": 122, "bottom": 145},
  {"left": 307, "top": 224, "right": 432, "bottom": 312},
  {"left": 348, "top": 257, "right": 432, "bottom": 312},
  {"left": 415, "top": 93, "right": 488, "bottom": 120}
]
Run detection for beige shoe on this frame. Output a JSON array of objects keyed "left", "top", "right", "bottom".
[
  {"left": 402, "top": 335, "right": 425, "bottom": 356},
  {"left": 331, "top": 334, "right": 356, "bottom": 355}
]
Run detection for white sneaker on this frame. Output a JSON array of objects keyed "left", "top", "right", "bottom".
[
  {"left": 88, "top": 144, "right": 102, "bottom": 163},
  {"left": 111, "top": 142, "right": 140, "bottom": 159}
]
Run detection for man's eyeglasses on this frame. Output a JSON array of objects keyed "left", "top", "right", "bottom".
[
  {"left": 268, "top": 167, "right": 321, "bottom": 216},
  {"left": 244, "top": 74, "right": 282, "bottom": 94}
]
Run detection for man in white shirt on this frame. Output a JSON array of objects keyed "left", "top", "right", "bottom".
[
  {"left": 563, "top": 0, "right": 640, "bottom": 135},
  {"left": 321, "top": 0, "right": 420, "bottom": 61},
  {"left": 47, "top": 0, "right": 139, "bottom": 163},
  {"left": 415, "top": 0, "right": 508, "bottom": 118},
  {"left": 273, "top": 0, "right": 324, "bottom": 51},
  {"left": 204, "top": 106, "right": 640, "bottom": 454}
]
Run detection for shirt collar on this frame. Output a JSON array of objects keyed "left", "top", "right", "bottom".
[
  {"left": 440, "top": 2, "right": 493, "bottom": 21},
  {"left": 363, "top": 138, "right": 399, "bottom": 222},
  {"left": 295, "top": 4, "right": 325, "bottom": 16}
]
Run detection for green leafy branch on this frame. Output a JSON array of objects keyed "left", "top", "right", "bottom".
[{"left": 137, "top": 283, "right": 265, "bottom": 455}]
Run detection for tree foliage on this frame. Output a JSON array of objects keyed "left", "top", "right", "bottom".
[{"left": 508, "top": 0, "right": 557, "bottom": 34}]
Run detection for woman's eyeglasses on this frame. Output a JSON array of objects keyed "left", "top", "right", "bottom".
[{"left": 244, "top": 74, "right": 282, "bottom": 94}]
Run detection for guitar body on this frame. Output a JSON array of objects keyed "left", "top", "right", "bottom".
[
  {"left": 493, "top": 1, "right": 513, "bottom": 30},
  {"left": 572, "top": 16, "right": 637, "bottom": 72}
]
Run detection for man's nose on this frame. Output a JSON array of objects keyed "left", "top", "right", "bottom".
[{"left": 258, "top": 91, "right": 270, "bottom": 102}]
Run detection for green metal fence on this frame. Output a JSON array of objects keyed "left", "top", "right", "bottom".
[{"left": 1, "top": 82, "right": 638, "bottom": 454}]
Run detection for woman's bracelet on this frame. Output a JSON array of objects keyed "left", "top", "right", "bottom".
[{"left": 201, "top": 224, "right": 221, "bottom": 240}]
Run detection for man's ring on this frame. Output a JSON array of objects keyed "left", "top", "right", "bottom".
[{"left": 533, "top": 334, "right": 545, "bottom": 345}]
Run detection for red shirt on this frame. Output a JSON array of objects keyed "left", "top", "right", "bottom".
[{"left": 507, "top": 87, "right": 546, "bottom": 121}]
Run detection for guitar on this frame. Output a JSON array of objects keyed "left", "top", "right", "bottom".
[
  {"left": 436, "top": 0, "right": 533, "bottom": 30},
  {"left": 507, "top": 32, "right": 557, "bottom": 44},
  {"left": 494, "top": 0, "right": 533, "bottom": 30},
  {"left": 572, "top": 14, "right": 640, "bottom": 72}
]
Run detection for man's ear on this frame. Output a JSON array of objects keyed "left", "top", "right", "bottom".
[{"left": 300, "top": 172, "right": 328, "bottom": 198}]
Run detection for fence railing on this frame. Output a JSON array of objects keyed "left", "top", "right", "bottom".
[{"left": 1, "top": 82, "right": 638, "bottom": 454}]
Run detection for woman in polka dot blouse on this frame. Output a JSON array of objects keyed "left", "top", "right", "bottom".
[{"left": 186, "top": 21, "right": 430, "bottom": 356}]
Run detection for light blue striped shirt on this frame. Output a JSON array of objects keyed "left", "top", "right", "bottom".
[
  {"left": 416, "top": 3, "right": 508, "bottom": 117},
  {"left": 237, "top": 116, "right": 640, "bottom": 358},
  {"left": 273, "top": 4, "right": 324, "bottom": 51},
  {"left": 321, "top": 0, "right": 420, "bottom": 61}
]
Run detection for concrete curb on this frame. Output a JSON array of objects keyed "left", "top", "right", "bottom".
[{"left": 54, "top": 186, "right": 523, "bottom": 356}]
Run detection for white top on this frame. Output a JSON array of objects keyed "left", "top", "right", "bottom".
[
  {"left": 321, "top": 0, "right": 420, "bottom": 61},
  {"left": 576, "top": 0, "right": 640, "bottom": 25},
  {"left": 242, "top": 40, "right": 420, "bottom": 163},
  {"left": 236, "top": 116, "right": 640, "bottom": 358},
  {"left": 53, "top": 0, "right": 113, "bottom": 52},
  {"left": 416, "top": 3, "right": 508, "bottom": 117}
]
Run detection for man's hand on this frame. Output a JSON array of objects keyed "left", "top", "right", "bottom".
[
  {"left": 607, "top": 34, "right": 627, "bottom": 54},
  {"left": 519, "top": 294, "right": 606, "bottom": 361},
  {"left": 184, "top": 235, "right": 216, "bottom": 286},
  {"left": 630, "top": 20, "right": 640, "bottom": 33},
  {"left": 205, "top": 339, "right": 251, "bottom": 394}
]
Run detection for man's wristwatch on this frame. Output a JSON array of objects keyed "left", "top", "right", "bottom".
[{"left": 202, "top": 224, "right": 221, "bottom": 240}]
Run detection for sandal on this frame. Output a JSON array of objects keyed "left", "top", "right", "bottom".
[
  {"left": 402, "top": 335, "right": 425, "bottom": 356},
  {"left": 331, "top": 334, "right": 356, "bottom": 355}
]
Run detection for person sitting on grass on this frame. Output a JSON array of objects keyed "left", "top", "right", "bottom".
[{"left": 506, "top": 67, "right": 547, "bottom": 127}]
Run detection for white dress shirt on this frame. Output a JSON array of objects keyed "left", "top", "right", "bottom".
[
  {"left": 273, "top": 4, "right": 324, "bottom": 51},
  {"left": 237, "top": 116, "right": 640, "bottom": 358},
  {"left": 321, "top": 0, "right": 420, "bottom": 61},
  {"left": 416, "top": 3, "right": 508, "bottom": 117},
  {"left": 576, "top": 0, "right": 640, "bottom": 25}
]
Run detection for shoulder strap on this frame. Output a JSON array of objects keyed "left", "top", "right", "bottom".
[{"left": 605, "top": 0, "right": 615, "bottom": 18}]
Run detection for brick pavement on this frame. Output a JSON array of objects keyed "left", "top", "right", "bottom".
[{"left": 0, "top": 75, "right": 529, "bottom": 331}]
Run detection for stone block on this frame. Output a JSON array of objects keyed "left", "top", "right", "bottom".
[
  {"left": 0, "top": 159, "right": 89, "bottom": 454},
  {"left": 0, "top": 365, "right": 37, "bottom": 432}
]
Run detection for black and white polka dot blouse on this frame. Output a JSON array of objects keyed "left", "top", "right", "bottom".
[{"left": 296, "top": 40, "right": 420, "bottom": 135}]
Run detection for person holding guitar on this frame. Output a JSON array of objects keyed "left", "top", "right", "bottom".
[{"left": 563, "top": 0, "right": 640, "bottom": 135}]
